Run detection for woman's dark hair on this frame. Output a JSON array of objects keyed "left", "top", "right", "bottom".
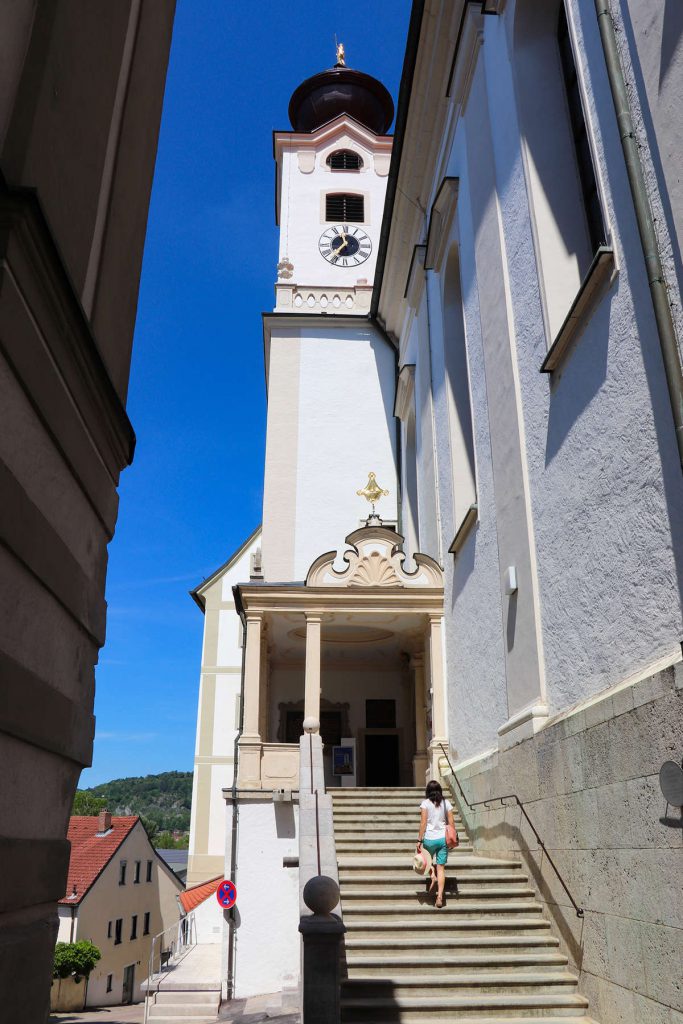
[{"left": 425, "top": 780, "right": 443, "bottom": 806}]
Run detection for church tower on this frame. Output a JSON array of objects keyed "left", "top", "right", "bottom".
[{"left": 261, "top": 50, "right": 398, "bottom": 581}]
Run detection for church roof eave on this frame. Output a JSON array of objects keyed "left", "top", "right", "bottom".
[{"left": 189, "top": 524, "right": 262, "bottom": 613}]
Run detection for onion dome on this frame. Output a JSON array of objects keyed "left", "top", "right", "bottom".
[{"left": 288, "top": 54, "right": 394, "bottom": 135}]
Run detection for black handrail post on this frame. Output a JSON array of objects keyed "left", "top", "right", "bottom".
[{"left": 439, "top": 743, "right": 583, "bottom": 918}]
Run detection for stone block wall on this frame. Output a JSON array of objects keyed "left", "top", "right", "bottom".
[{"left": 449, "top": 663, "right": 683, "bottom": 1024}]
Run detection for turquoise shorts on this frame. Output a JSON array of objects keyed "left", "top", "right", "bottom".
[{"left": 422, "top": 837, "right": 448, "bottom": 865}]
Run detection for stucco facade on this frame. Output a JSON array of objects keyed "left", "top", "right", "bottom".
[
  {"left": 188, "top": 528, "right": 262, "bottom": 886},
  {"left": 377, "top": 2, "right": 683, "bottom": 1021},
  {"left": 0, "top": 5, "right": 175, "bottom": 1021}
]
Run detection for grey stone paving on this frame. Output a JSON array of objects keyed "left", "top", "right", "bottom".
[{"left": 49, "top": 1005, "right": 144, "bottom": 1024}]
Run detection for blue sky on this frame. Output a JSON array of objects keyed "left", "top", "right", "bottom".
[{"left": 80, "top": 1, "right": 412, "bottom": 786}]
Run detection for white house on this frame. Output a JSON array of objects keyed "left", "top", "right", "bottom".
[{"left": 54, "top": 812, "right": 183, "bottom": 1009}]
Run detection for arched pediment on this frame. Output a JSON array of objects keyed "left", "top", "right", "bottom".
[{"left": 305, "top": 526, "right": 443, "bottom": 589}]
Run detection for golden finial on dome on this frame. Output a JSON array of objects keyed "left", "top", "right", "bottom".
[
  {"left": 336, "top": 41, "right": 346, "bottom": 67},
  {"left": 357, "top": 472, "right": 389, "bottom": 510}
]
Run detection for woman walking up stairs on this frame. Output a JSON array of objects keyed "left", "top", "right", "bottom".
[{"left": 332, "top": 785, "right": 596, "bottom": 1023}]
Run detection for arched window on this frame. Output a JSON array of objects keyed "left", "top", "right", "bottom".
[
  {"left": 443, "top": 246, "right": 476, "bottom": 530},
  {"left": 514, "top": 0, "right": 607, "bottom": 337},
  {"left": 327, "top": 149, "right": 363, "bottom": 171},
  {"left": 325, "top": 193, "right": 364, "bottom": 222}
]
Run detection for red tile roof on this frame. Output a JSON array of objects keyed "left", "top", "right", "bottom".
[
  {"left": 59, "top": 816, "right": 139, "bottom": 905},
  {"left": 179, "top": 876, "right": 223, "bottom": 913}
]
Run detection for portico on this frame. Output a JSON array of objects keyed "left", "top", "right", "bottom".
[{"left": 234, "top": 523, "right": 445, "bottom": 790}]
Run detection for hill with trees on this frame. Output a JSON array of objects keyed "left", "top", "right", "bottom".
[{"left": 73, "top": 771, "right": 193, "bottom": 846}]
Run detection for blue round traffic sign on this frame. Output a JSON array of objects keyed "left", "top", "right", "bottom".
[{"left": 216, "top": 879, "right": 237, "bottom": 909}]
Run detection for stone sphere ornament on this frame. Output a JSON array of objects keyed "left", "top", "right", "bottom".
[
  {"left": 303, "top": 875, "right": 340, "bottom": 915},
  {"left": 303, "top": 717, "right": 320, "bottom": 734}
]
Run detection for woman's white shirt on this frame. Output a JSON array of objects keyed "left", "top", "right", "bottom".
[{"left": 420, "top": 798, "right": 453, "bottom": 840}]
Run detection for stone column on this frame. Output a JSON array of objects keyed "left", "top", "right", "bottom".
[
  {"left": 427, "top": 615, "right": 447, "bottom": 778},
  {"left": 411, "top": 652, "right": 429, "bottom": 785},
  {"left": 304, "top": 614, "right": 322, "bottom": 728},
  {"left": 238, "top": 613, "right": 262, "bottom": 786}
]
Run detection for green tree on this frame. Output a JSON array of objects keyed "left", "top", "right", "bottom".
[
  {"left": 72, "top": 791, "right": 107, "bottom": 816},
  {"left": 53, "top": 941, "right": 101, "bottom": 981}
]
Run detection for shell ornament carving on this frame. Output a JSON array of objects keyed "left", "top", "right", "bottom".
[{"left": 348, "top": 550, "right": 402, "bottom": 588}]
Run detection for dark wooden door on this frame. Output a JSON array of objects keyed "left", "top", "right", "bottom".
[{"left": 365, "top": 734, "right": 400, "bottom": 786}]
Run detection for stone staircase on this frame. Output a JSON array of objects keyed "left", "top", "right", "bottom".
[
  {"left": 332, "top": 786, "right": 594, "bottom": 1023},
  {"left": 145, "top": 988, "right": 220, "bottom": 1022}
]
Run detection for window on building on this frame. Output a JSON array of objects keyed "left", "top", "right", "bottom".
[
  {"left": 514, "top": 0, "right": 607, "bottom": 337},
  {"left": 557, "top": 2, "right": 605, "bottom": 254},
  {"left": 106, "top": 974, "right": 113, "bottom": 993},
  {"left": 130, "top": 915, "right": 138, "bottom": 940},
  {"left": 326, "top": 149, "right": 363, "bottom": 171},
  {"left": 443, "top": 245, "right": 477, "bottom": 533},
  {"left": 107, "top": 921, "right": 112, "bottom": 939},
  {"left": 143, "top": 912, "right": 151, "bottom": 936},
  {"left": 118, "top": 861, "right": 127, "bottom": 886},
  {"left": 114, "top": 919, "right": 122, "bottom": 945},
  {"left": 134, "top": 861, "right": 141, "bottom": 884},
  {"left": 146, "top": 860, "right": 153, "bottom": 882},
  {"left": 325, "top": 193, "right": 364, "bottom": 222}
]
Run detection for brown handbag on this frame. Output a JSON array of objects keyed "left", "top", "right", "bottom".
[{"left": 444, "top": 799, "right": 459, "bottom": 849}]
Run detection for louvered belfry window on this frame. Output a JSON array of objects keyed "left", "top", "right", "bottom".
[
  {"left": 327, "top": 149, "right": 363, "bottom": 170},
  {"left": 325, "top": 193, "right": 365, "bottom": 222}
]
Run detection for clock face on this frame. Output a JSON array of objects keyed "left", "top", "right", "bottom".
[{"left": 319, "top": 225, "right": 372, "bottom": 267}]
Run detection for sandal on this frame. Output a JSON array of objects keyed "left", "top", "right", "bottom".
[{"left": 435, "top": 895, "right": 444, "bottom": 909}]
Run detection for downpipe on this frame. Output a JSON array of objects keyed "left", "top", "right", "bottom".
[
  {"left": 226, "top": 594, "right": 248, "bottom": 1001},
  {"left": 595, "top": 0, "right": 683, "bottom": 470}
]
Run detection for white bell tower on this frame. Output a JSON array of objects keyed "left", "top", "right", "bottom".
[
  {"left": 261, "top": 52, "right": 398, "bottom": 582},
  {"left": 273, "top": 51, "right": 393, "bottom": 314}
]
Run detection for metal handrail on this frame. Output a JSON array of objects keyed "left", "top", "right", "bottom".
[
  {"left": 439, "top": 743, "right": 583, "bottom": 918},
  {"left": 143, "top": 912, "right": 197, "bottom": 1024}
]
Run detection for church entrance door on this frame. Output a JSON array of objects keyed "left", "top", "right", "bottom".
[{"left": 365, "top": 732, "right": 400, "bottom": 786}]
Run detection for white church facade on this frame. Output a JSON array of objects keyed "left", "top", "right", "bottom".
[{"left": 188, "top": 3, "right": 683, "bottom": 1021}]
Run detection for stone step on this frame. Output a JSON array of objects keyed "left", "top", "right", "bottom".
[
  {"left": 148, "top": 1018, "right": 217, "bottom": 1023},
  {"left": 343, "top": 917, "right": 553, "bottom": 939},
  {"left": 344, "top": 953, "right": 569, "bottom": 974},
  {"left": 342, "top": 900, "right": 543, "bottom": 917},
  {"left": 335, "top": 842, "right": 474, "bottom": 853},
  {"left": 341, "top": 886, "right": 536, "bottom": 900},
  {"left": 149, "top": 1004, "right": 219, "bottom": 1018},
  {"left": 335, "top": 822, "right": 462, "bottom": 832},
  {"left": 342, "top": 972, "right": 579, "bottom": 996},
  {"left": 153, "top": 992, "right": 220, "bottom": 1005},
  {"left": 332, "top": 788, "right": 425, "bottom": 795},
  {"left": 340, "top": 992, "right": 590, "bottom": 1020},
  {"left": 337, "top": 856, "right": 522, "bottom": 870},
  {"left": 344, "top": 935, "right": 561, "bottom": 953},
  {"left": 338, "top": 872, "right": 529, "bottom": 885},
  {"left": 343, "top": 1017, "right": 595, "bottom": 1024}
]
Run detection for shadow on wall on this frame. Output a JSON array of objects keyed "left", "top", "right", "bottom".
[
  {"left": 660, "top": 0, "right": 683, "bottom": 93},
  {"left": 274, "top": 801, "right": 296, "bottom": 839},
  {"left": 544, "top": 290, "right": 611, "bottom": 466},
  {"left": 467, "top": 811, "right": 585, "bottom": 971}
]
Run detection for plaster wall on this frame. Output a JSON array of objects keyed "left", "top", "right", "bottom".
[
  {"left": 192, "top": 892, "right": 224, "bottom": 945},
  {"left": 277, "top": 127, "right": 389, "bottom": 288},
  {"left": 406, "top": 0, "right": 683, "bottom": 760},
  {"left": 434, "top": 155, "right": 509, "bottom": 761},
  {"left": 72, "top": 823, "right": 183, "bottom": 1007},
  {"left": 619, "top": 0, "right": 683, "bottom": 324},
  {"left": 188, "top": 532, "right": 261, "bottom": 886},
  {"left": 450, "top": 663, "right": 683, "bottom": 1024},
  {"left": 413, "top": 303, "right": 440, "bottom": 561},
  {"left": 483, "top": 0, "right": 683, "bottom": 712},
  {"left": 262, "top": 323, "right": 398, "bottom": 583},
  {"left": 229, "top": 799, "right": 300, "bottom": 999}
]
